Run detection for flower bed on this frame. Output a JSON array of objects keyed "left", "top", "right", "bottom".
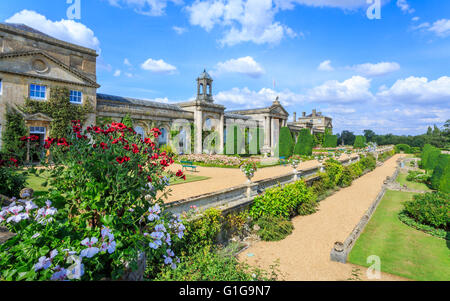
[{"left": 177, "top": 154, "right": 260, "bottom": 168}]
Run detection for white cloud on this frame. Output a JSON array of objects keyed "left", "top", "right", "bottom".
[
  {"left": 125, "top": 72, "right": 134, "bottom": 78},
  {"left": 107, "top": 0, "right": 183, "bottom": 16},
  {"left": 141, "top": 58, "right": 177, "bottom": 74},
  {"left": 306, "top": 76, "right": 374, "bottom": 104},
  {"left": 187, "top": 0, "right": 298, "bottom": 46},
  {"left": 5, "top": 10, "right": 100, "bottom": 52},
  {"left": 124, "top": 58, "right": 132, "bottom": 66},
  {"left": 172, "top": 26, "right": 188, "bottom": 34},
  {"left": 411, "top": 16, "right": 420, "bottom": 22},
  {"left": 114, "top": 70, "right": 122, "bottom": 77},
  {"left": 396, "top": 0, "right": 414, "bottom": 13},
  {"left": 350, "top": 62, "right": 400, "bottom": 77},
  {"left": 428, "top": 19, "right": 450, "bottom": 37},
  {"left": 317, "top": 60, "right": 334, "bottom": 71},
  {"left": 377, "top": 76, "right": 450, "bottom": 105},
  {"left": 214, "top": 56, "right": 265, "bottom": 78},
  {"left": 274, "top": 0, "right": 372, "bottom": 10}
]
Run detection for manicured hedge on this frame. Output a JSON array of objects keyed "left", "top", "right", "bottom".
[
  {"left": 278, "top": 127, "right": 294, "bottom": 157},
  {"left": 353, "top": 135, "right": 366, "bottom": 148},
  {"left": 293, "top": 129, "right": 313, "bottom": 155},
  {"left": 430, "top": 154, "right": 450, "bottom": 193},
  {"left": 323, "top": 134, "right": 338, "bottom": 148},
  {"left": 420, "top": 144, "right": 434, "bottom": 169}
]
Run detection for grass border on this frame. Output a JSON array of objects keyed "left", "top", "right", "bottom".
[{"left": 397, "top": 211, "right": 448, "bottom": 240}]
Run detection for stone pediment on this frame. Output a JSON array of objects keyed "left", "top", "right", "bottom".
[
  {"left": 269, "top": 104, "right": 289, "bottom": 117},
  {"left": 0, "top": 51, "right": 99, "bottom": 88},
  {"left": 24, "top": 112, "right": 53, "bottom": 122}
]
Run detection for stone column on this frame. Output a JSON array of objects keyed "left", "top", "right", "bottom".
[
  {"left": 194, "top": 109, "right": 203, "bottom": 154},
  {"left": 218, "top": 113, "right": 224, "bottom": 154},
  {"left": 271, "top": 118, "right": 278, "bottom": 156}
]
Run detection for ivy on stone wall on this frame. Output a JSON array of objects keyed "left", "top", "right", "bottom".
[
  {"left": 1, "top": 108, "right": 28, "bottom": 161},
  {"left": 21, "top": 86, "right": 93, "bottom": 138}
]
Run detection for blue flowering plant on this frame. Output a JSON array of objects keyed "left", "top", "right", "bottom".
[{"left": 0, "top": 121, "right": 186, "bottom": 280}]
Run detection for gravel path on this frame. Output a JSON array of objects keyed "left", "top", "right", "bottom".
[
  {"left": 161, "top": 155, "right": 357, "bottom": 203},
  {"left": 238, "top": 154, "right": 409, "bottom": 281}
]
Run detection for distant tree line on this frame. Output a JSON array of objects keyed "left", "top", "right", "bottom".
[{"left": 336, "top": 120, "right": 450, "bottom": 149}]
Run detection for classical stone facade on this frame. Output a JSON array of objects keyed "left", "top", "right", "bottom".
[
  {"left": 0, "top": 22, "right": 331, "bottom": 156},
  {"left": 288, "top": 109, "right": 333, "bottom": 135}
]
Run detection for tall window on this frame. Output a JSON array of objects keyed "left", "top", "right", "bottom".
[
  {"left": 70, "top": 90, "right": 83, "bottom": 104},
  {"left": 134, "top": 126, "right": 145, "bottom": 138},
  {"left": 30, "top": 84, "right": 46, "bottom": 100},
  {"left": 0, "top": 79, "right": 3, "bottom": 95}
]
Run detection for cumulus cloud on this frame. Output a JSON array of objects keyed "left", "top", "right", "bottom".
[
  {"left": 124, "top": 58, "right": 132, "bottom": 67},
  {"left": 113, "top": 70, "right": 122, "bottom": 77},
  {"left": 428, "top": 19, "right": 450, "bottom": 37},
  {"left": 107, "top": 0, "right": 183, "bottom": 16},
  {"left": 317, "top": 60, "right": 334, "bottom": 71},
  {"left": 350, "top": 62, "right": 400, "bottom": 77},
  {"left": 5, "top": 10, "right": 100, "bottom": 52},
  {"left": 213, "top": 56, "right": 265, "bottom": 78},
  {"left": 141, "top": 58, "right": 177, "bottom": 74},
  {"left": 377, "top": 76, "right": 450, "bottom": 105},
  {"left": 275, "top": 0, "right": 373, "bottom": 10},
  {"left": 187, "top": 0, "right": 298, "bottom": 46}
]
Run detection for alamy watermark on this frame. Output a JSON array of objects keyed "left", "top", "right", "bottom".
[
  {"left": 367, "top": 0, "right": 381, "bottom": 20},
  {"left": 66, "top": 0, "right": 81, "bottom": 20},
  {"left": 366, "top": 255, "right": 381, "bottom": 279}
]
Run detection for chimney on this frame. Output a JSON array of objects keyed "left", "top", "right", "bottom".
[
  {"left": 302, "top": 112, "right": 306, "bottom": 117},
  {"left": 293, "top": 112, "right": 297, "bottom": 122},
  {"left": 312, "top": 109, "right": 317, "bottom": 117}
]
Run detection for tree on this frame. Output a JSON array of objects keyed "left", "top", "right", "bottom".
[
  {"left": 354, "top": 135, "right": 366, "bottom": 148},
  {"left": 340, "top": 131, "right": 356, "bottom": 146},
  {"left": 293, "top": 129, "right": 313, "bottom": 155},
  {"left": 278, "top": 127, "right": 294, "bottom": 157},
  {"left": 363, "top": 129, "right": 376, "bottom": 142},
  {"left": 1, "top": 108, "right": 28, "bottom": 161},
  {"left": 427, "top": 126, "right": 433, "bottom": 136}
]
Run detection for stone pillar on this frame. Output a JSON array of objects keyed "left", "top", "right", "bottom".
[
  {"left": 271, "top": 118, "right": 278, "bottom": 156},
  {"left": 218, "top": 113, "right": 224, "bottom": 154},
  {"left": 194, "top": 109, "right": 203, "bottom": 154}
]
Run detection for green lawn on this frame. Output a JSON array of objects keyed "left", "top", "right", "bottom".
[
  {"left": 23, "top": 170, "right": 209, "bottom": 192},
  {"left": 396, "top": 172, "right": 432, "bottom": 192},
  {"left": 348, "top": 190, "right": 450, "bottom": 281}
]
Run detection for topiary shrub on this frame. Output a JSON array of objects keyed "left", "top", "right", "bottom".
[
  {"left": 430, "top": 154, "right": 450, "bottom": 193},
  {"left": 403, "top": 192, "right": 449, "bottom": 231},
  {"left": 323, "top": 134, "right": 338, "bottom": 148},
  {"left": 421, "top": 144, "right": 434, "bottom": 169},
  {"left": 255, "top": 215, "right": 294, "bottom": 241},
  {"left": 354, "top": 135, "right": 366, "bottom": 149},
  {"left": 395, "top": 144, "right": 412, "bottom": 154},
  {"left": 293, "top": 129, "right": 313, "bottom": 156},
  {"left": 278, "top": 127, "right": 294, "bottom": 158},
  {"left": 425, "top": 148, "right": 441, "bottom": 171}
]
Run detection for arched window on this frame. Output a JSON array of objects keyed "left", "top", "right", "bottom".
[
  {"left": 159, "top": 128, "right": 168, "bottom": 145},
  {"left": 207, "top": 84, "right": 211, "bottom": 95},
  {"left": 205, "top": 118, "right": 212, "bottom": 131},
  {"left": 200, "top": 84, "right": 204, "bottom": 95},
  {"left": 134, "top": 126, "right": 145, "bottom": 138}
]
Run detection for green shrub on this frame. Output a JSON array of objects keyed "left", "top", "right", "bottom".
[
  {"left": 430, "top": 154, "right": 450, "bottom": 192},
  {"left": 421, "top": 144, "right": 434, "bottom": 168},
  {"left": 183, "top": 208, "right": 223, "bottom": 251},
  {"left": 395, "top": 144, "right": 412, "bottom": 154},
  {"left": 250, "top": 180, "right": 315, "bottom": 219},
  {"left": 297, "top": 199, "right": 318, "bottom": 216},
  {"left": 160, "top": 144, "right": 175, "bottom": 157},
  {"left": 121, "top": 113, "right": 134, "bottom": 128},
  {"left": 407, "top": 170, "right": 429, "bottom": 184},
  {"left": 323, "top": 159, "right": 344, "bottom": 188},
  {"left": 378, "top": 149, "right": 395, "bottom": 162},
  {"left": 255, "top": 215, "right": 294, "bottom": 241},
  {"left": 339, "top": 166, "right": 354, "bottom": 187},
  {"left": 403, "top": 192, "right": 449, "bottom": 231},
  {"left": 323, "top": 134, "right": 338, "bottom": 148},
  {"left": 348, "top": 162, "right": 363, "bottom": 179},
  {"left": 425, "top": 148, "right": 441, "bottom": 171},
  {"left": 293, "top": 129, "right": 313, "bottom": 156},
  {"left": 358, "top": 154, "right": 376, "bottom": 171},
  {"left": 354, "top": 136, "right": 366, "bottom": 149},
  {"left": 153, "top": 246, "right": 277, "bottom": 281},
  {"left": 0, "top": 158, "right": 27, "bottom": 197},
  {"left": 278, "top": 127, "right": 294, "bottom": 157}
]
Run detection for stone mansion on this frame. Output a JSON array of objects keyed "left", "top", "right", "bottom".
[{"left": 0, "top": 23, "right": 332, "bottom": 155}]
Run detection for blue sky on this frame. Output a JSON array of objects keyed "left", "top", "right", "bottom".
[{"left": 1, "top": 0, "right": 449, "bottom": 135}]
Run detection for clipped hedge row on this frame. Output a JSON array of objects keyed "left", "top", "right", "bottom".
[
  {"left": 293, "top": 129, "right": 314, "bottom": 156},
  {"left": 279, "top": 127, "right": 294, "bottom": 158},
  {"left": 430, "top": 154, "right": 450, "bottom": 193}
]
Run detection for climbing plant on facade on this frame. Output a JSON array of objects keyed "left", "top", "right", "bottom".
[{"left": 21, "top": 87, "right": 93, "bottom": 138}]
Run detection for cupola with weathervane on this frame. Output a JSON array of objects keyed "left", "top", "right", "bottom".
[{"left": 196, "top": 69, "right": 214, "bottom": 102}]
